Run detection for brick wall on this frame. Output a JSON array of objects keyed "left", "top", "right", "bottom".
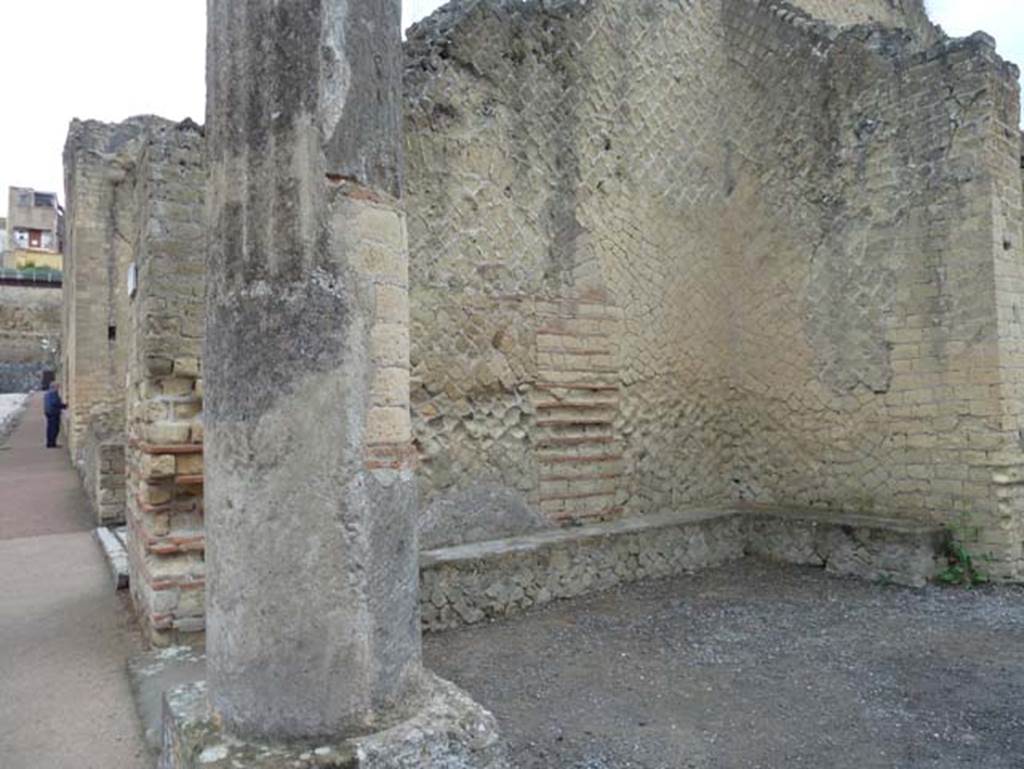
[
  {"left": 123, "top": 122, "right": 206, "bottom": 645},
  {"left": 62, "top": 118, "right": 156, "bottom": 523},
  {"left": 59, "top": 2, "right": 1024, "bottom": 624}
]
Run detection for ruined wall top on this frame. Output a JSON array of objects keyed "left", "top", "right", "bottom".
[
  {"left": 405, "top": 0, "right": 941, "bottom": 56},
  {"left": 63, "top": 116, "right": 176, "bottom": 164}
]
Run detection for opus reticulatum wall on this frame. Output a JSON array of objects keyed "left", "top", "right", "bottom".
[{"left": 403, "top": 0, "right": 1024, "bottom": 578}]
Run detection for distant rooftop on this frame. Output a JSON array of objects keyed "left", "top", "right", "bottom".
[{"left": 8, "top": 186, "right": 61, "bottom": 212}]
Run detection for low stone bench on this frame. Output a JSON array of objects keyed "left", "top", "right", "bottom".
[
  {"left": 131, "top": 506, "right": 949, "bottom": 753},
  {"left": 744, "top": 507, "right": 949, "bottom": 587},
  {"left": 420, "top": 507, "right": 949, "bottom": 631}
]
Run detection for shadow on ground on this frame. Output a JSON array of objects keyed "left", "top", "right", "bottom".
[{"left": 424, "top": 559, "right": 1024, "bottom": 769}]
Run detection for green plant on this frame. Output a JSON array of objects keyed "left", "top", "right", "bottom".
[{"left": 938, "top": 517, "right": 991, "bottom": 588}]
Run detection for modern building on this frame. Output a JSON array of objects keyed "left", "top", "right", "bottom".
[{"left": 4, "top": 186, "right": 64, "bottom": 271}]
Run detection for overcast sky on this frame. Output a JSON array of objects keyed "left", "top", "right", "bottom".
[{"left": 0, "top": 1, "right": 1021, "bottom": 218}]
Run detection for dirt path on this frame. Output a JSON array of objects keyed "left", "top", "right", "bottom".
[{"left": 0, "top": 393, "right": 150, "bottom": 768}]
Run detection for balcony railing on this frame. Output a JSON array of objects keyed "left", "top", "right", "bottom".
[{"left": 0, "top": 267, "right": 63, "bottom": 285}]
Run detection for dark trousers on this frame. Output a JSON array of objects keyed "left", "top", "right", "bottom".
[{"left": 45, "top": 415, "right": 60, "bottom": 448}]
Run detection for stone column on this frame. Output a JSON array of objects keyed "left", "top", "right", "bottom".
[
  {"left": 162, "top": 3, "right": 503, "bottom": 763},
  {"left": 204, "top": 0, "right": 421, "bottom": 740}
]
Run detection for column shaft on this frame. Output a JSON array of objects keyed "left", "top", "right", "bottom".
[{"left": 204, "top": 0, "right": 420, "bottom": 740}]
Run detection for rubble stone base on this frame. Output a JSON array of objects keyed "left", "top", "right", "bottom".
[
  {"left": 160, "top": 673, "right": 508, "bottom": 769},
  {"left": 420, "top": 507, "right": 950, "bottom": 631}
]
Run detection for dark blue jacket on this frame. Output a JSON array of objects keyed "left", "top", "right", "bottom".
[{"left": 44, "top": 390, "right": 66, "bottom": 418}]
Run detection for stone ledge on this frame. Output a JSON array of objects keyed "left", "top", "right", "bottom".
[
  {"left": 94, "top": 525, "right": 129, "bottom": 589},
  {"left": 419, "top": 507, "right": 949, "bottom": 631},
  {"left": 159, "top": 673, "right": 508, "bottom": 769},
  {"left": 744, "top": 505, "right": 949, "bottom": 587},
  {"left": 132, "top": 441, "right": 204, "bottom": 456}
]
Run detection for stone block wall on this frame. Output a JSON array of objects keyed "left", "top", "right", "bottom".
[
  {"left": 39, "top": 0, "right": 1023, "bottom": 654},
  {"left": 401, "top": 0, "right": 1024, "bottom": 576},
  {"left": 82, "top": 437, "right": 127, "bottom": 526},
  {"left": 0, "top": 282, "right": 60, "bottom": 392},
  {"left": 62, "top": 115, "right": 207, "bottom": 633},
  {"left": 987, "top": 52, "right": 1024, "bottom": 573},
  {"left": 123, "top": 121, "right": 206, "bottom": 645},
  {"left": 62, "top": 117, "right": 158, "bottom": 522},
  {"left": 718, "top": 4, "right": 1024, "bottom": 578},
  {"left": 790, "top": 0, "right": 935, "bottom": 39},
  {"left": 56, "top": 4, "right": 1024, "bottom": 660},
  {"left": 404, "top": 0, "right": 735, "bottom": 538}
]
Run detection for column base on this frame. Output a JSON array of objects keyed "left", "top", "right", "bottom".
[{"left": 159, "top": 673, "right": 508, "bottom": 769}]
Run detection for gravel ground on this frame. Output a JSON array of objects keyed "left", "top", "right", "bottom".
[
  {"left": 0, "top": 393, "right": 29, "bottom": 443},
  {"left": 424, "top": 559, "right": 1024, "bottom": 769}
]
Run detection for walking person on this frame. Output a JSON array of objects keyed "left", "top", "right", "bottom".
[{"left": 43, "top": 382, "right": 67, "bottom": 449}]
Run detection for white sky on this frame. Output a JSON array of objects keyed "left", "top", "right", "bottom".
[{"left": 0, "top": 0, "right": 1021, "bottom": 218}]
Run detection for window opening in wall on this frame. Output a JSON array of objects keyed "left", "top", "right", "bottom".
[
  {"left": 28, "top": 229, "right": 42, "bottom": 249},
  {"left": 33, "top": 193, "right": 56, "bottom": 208},
  {"left": 108, "top": 325, "right": 117, "bottom": 341}
]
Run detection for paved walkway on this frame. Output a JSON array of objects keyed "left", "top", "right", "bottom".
[{"left": 0, "top": 394, "right": 150, "bottom": 768}]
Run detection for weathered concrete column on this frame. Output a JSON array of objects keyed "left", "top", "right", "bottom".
[{"left": 204, "top": 0, "right": 421, "bottom": 740}]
